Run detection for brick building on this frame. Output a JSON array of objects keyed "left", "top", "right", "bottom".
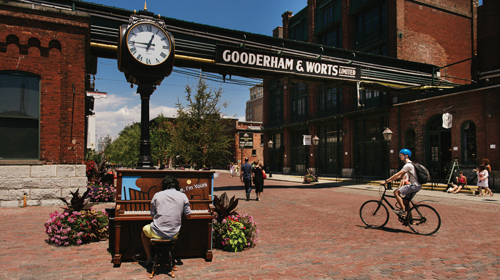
[
  {"left": 264, "top": 0, "right": 499, "bottom": 183},
  {"left": 0, "top": 2, "right": 89, "bottom": 206},
  {"left": 245, "top": 83, "right": 264, "bottom": 122}
]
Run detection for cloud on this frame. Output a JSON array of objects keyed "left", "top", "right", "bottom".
[{"left": 94, "top": 94, "right": 177, "bottom": 139}]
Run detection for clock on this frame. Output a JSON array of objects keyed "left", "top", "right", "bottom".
[{"left": 126, "top": 22, "right": 172, "bottom": 66}]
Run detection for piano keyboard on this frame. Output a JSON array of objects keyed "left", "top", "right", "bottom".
[{"left": 124, "top": 210, "right": 209, "bottom": 214}]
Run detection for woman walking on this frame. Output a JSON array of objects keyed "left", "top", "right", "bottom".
[
  {"left": 252, "top": 160, "right": 264, "bottom": 201},
  {"left": 476, "top": 165, "right": 492, "bottom": 196}
]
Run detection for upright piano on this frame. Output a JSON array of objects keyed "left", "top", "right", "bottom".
[{"left": 108, "top": 169, "right": 215, "bottom": 266}]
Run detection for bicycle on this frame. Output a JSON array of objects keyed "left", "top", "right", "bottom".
[{"left": 359, "top": 183, "right": 441, "bottom": 235}]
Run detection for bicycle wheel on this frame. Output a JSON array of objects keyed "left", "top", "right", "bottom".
[
  {"left": 360, "top": 200, "right": 389, "bottom": 229},
  {"left": 407, "top": 204, "right": 441, "bottom": 235}
]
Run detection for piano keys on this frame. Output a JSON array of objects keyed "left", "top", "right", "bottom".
[{"left": 108, "top": 169, "right": 216, "bottom": 266}]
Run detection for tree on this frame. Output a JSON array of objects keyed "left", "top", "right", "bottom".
[
  {"left": 150, "top": 114, "right": 174, "bottom": 168},
  {"left": 105, "top": 123, "right": 140, "bottom": 167},
  {"left": 170, "top": 76, "right": 232, "bottom": 168}
]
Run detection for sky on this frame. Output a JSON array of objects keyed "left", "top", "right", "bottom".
[{"left": 89, "top": 0, "right": 307, "bottom": 140}]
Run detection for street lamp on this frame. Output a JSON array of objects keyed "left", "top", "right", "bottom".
[
  {"left": 382, "top": 128, "right": 393, "bottom": 189},
  {"left": 240, "top": 133, "right": 249, "bottom": 169},
  {"left": 267, "top": 139, "right": 273, "bottom": 178},
  {"left": 312, "top": 135, "right": 320, "bottom": 176}
]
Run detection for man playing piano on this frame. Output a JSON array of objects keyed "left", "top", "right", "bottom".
[{"left": 141, "top": 175, "right": 192, "bottom": 265}]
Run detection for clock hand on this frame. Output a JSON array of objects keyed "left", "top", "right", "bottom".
[
  {"left": 129, "top": 41, "right": 155, "bottom": 47},
  {"left": 146, "top": 35, "right": 154, "bottom": 51}
]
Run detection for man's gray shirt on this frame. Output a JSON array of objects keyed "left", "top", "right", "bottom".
[{"left": 150, "top": 188, "right": 191, "bottom": 239}]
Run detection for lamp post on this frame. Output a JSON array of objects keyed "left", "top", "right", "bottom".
[
  {"left": 240, "top": 132, "right": 249, "bottom": 169},
  {"left": 267, "top": 139, "right": 273, "bottom": 178},
  {"left": 382, "top": 128, "right": 393, "bottom": 189},
  {"left": 312, "top": 135, "right": 320, "bottom": 176}
]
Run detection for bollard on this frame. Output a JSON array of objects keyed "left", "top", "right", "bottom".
[{"left": 23, "top": 193, "right": 27, "bottom": 207}]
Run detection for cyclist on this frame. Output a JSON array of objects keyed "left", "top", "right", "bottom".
[{"left": 381, "top": 148, "right": 422, "bottom": 216}]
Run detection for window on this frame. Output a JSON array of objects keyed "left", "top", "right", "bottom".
[
  {"left": 291, "top": 83, "right": 308, "bottom": 122},
  {"left": 292, "top": 23, "right": 304, "bottom": 41},
  {"left": 0, "top": 71, "right": 40, "bottom": 159},
  {"left": 268, "top": 80, "right": 283, "bottom": 127},
  {"left": 322, "top": 5, "right": 333, "bottom": 26},
  {"left": 321, "top": 27, "right": 342, "bottom": 48},
  {"left": 353, "top": 1, "right": 387, "bottom": 53},
  {"left": 251, "top": 149, "right": 257, "bottom": 157},
  {"left": 358, "top": 88, "right": 387, "bottom": 109},
  {"left": 462, "top": 121, "right": 477, "bottom": 164},
  {"left": 405, "top": 128, "right": 416, "bottom": 159},
  {"left": 318, "top": 86, "right": 342, "bottom": 117}
]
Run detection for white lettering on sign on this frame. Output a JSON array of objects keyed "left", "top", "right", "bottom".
[
  {"left": 218, "top": 47, "right": 360, "bottom": 80},
  {"left": 180, "top": 182, "right": 208, "bottom": 193}
]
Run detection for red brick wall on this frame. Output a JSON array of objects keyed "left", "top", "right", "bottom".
[
  {"left": 388, "top": 90, "right": 500, "bottom": 169},
  {"left": 0, "top": 2, "right": 90, "bottom": 164},
  {"left": 235, "top": 122, "right": 264, "bottom": 166},
  {"left": 398, "top": 0, "right": 474, "bottom": 84}
]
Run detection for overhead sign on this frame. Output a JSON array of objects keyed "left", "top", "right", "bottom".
[
  {"left": 86, "top": 91, "right": 107, "bottom": 99},
  {"left": 216, "top": 45, "right": 361, "bottom": 81}
]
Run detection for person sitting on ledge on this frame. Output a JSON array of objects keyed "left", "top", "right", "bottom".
[
  {"left": 447, "top": 171, "right": 467, "bottom": 194},
  {"left": 141, "top": 175, "right": 192, "bottom": 265}
]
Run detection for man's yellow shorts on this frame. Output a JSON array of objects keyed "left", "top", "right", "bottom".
[{"left": 142, "top": 224, "right": 162, "bottom": 239}]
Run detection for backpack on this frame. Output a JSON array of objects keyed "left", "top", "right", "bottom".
[{"left": 410, "top": 162, "right": 431, "bottom": 184}]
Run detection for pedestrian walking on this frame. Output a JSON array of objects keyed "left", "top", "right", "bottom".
[
  {"left": 229, "top": 162, "right": 235, "bottom": 178},
  {"left": 240, "top": 158, "right": 252, "bottom": 201},
  {"left": 475, "top": 165, "right": 492, "bottom": 196},
  {"left": 252, "top": 160, "right": 264, "bottom": 201}
]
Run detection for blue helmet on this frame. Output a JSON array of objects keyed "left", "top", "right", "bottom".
[{"left": 399, "top": 149, "right": 412, "bottom": 157}]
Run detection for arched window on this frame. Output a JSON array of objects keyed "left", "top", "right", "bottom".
[
  {"left": 462, "top": 121, "right": 477, "bottom": 164},
  {"left": 405, "top": 128, "right": 416, "bottom": 159}
]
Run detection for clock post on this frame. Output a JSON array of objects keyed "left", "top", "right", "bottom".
[
  {"left": 117, "top": 8, "right": 175, "bottom": 169},
  {"left": 137, "top": 84, "right": 154, "bottom": 169}
]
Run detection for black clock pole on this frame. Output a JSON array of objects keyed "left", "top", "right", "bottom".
[{"left": 136, "top": 83, "right": 155, "bottom": 169}]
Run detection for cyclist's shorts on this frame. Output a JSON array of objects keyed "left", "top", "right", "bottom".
[{"left": 399, "top": 184, "right": 421, "bottom": 197}]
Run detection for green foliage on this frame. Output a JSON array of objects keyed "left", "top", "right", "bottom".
[
  {"left": 105, "top": 123, "right": 140, "bottom": 167},
  {"left": 150, "top": 114, "right": 174, "bottom": 167},
  {"left": 58, "top": 188, "right": 94, "bottom": 212},
  {"left": 213, "top": 192, "right": 239, "bottom": 222},
  {"left": 87, "top": 181, "right": 116, "bottom": 202},
  {"left": 213, "top": 214, "right": 258, "bottom": 252},
  {"left": 85, "top": 148, "right": 101, "bottom": 163},
  {"left": 170, "top": 76, "right": 232, "bottom": 168},
  {"left": 224, "top": 220, "right": 247, "bottom": 252},
  {"left": 45, "top": 208, "right": 109, "bottom": 246}
]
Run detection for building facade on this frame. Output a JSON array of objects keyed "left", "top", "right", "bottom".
[
  {"left": 264, "top": 0, "right": 499, "bottom": 183},
  {"left": 245, "top": 84, "right": 264, "bottom": 122},
  {"left": 0, "top": 1, "right": 89, "bottom": 207}
]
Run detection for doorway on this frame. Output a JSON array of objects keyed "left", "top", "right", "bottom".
[{"left": 426, "top": 115, "right": 452, "bottom": 179}]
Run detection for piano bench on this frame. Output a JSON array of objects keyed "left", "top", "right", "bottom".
[{"left": 150, "top": 237, "right": 178, "bottom": 278}]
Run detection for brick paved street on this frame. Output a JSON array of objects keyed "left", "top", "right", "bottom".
[{"left": 1, "top": 172, "right": 500, "bottom": 279}]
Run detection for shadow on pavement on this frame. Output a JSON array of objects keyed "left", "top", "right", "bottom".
[
  {"left": 356, "top": 224, "right": 412, "bottom": 235},
  {"left": 214, "top": 182, "right": 343, "bottom": 192}
]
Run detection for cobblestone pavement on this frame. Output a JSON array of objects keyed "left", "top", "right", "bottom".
[{"left": 1, "top": 172, "right": 500, "bottom": 279}]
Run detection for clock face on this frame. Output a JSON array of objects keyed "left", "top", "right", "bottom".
[{"left": 126, "top": 22, "right": 171, "bottom": 66}]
